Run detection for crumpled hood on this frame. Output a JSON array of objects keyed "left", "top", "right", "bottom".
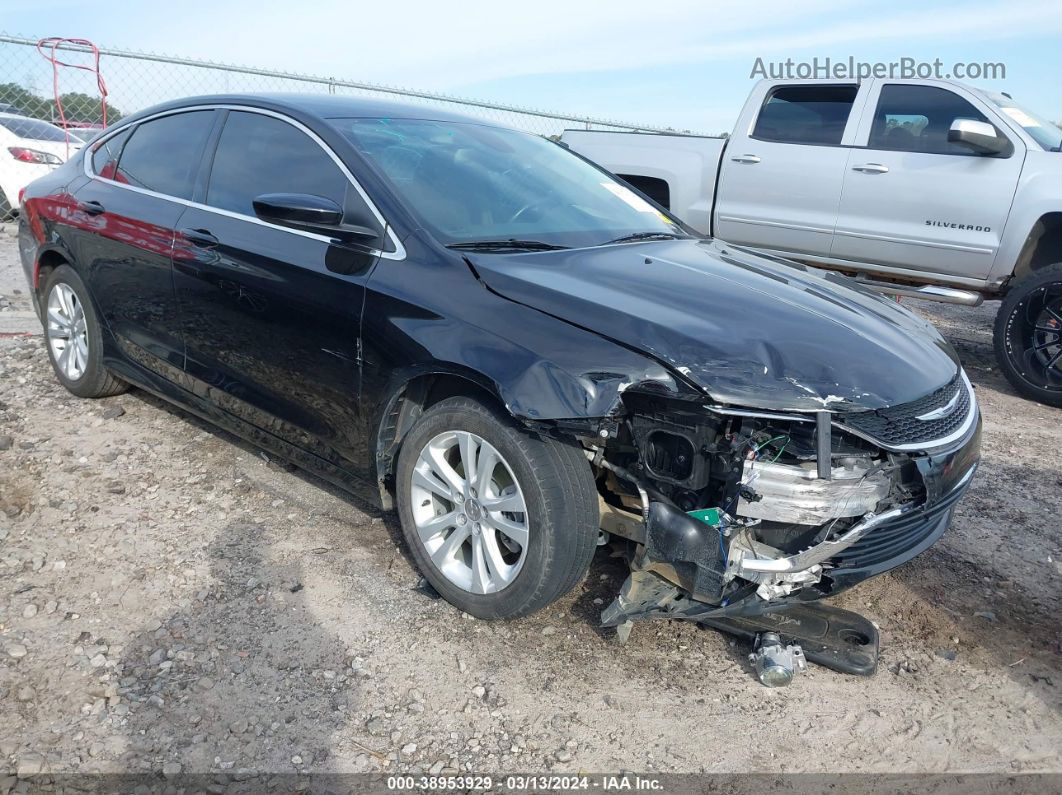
[{"left": 468, "top": 239, "right": 960, "bottom": 413}]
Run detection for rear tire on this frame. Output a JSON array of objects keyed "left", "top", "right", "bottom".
[
  {"left": 395, "top": 396, "right": 599, "bottom": 619},
  {"left": 994, "top": 263, "right": 1062, "bottom": 408},
  {"left": 41, "top": 265, "right": 129, "bottom": 399},
  {"left": 0, "top": 191, "right": 12, "bottom": 222}
]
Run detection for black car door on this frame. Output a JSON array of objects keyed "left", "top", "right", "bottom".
[
  {"left": 73, "top": 110, "right": 217, "bottom": 379},
  {"left": 172, "top": 109, "right": 386, "bottom": 476}
]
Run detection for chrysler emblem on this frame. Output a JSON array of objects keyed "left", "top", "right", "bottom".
[{"left": 916, "top": 391, "right": 961, "bottom": 421}]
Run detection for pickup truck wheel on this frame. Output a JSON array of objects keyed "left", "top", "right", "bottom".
[
  {"left": 395, "top": 396, "right": 599, "bottom": 619},
  {"left": 994, "top": 263, "right": 1062, "bottom": 408}
]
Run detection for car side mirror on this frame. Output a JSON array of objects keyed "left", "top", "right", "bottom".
[
  {"left": 947, "top": 119, "right": 1012, "bottom": 156},
  {"left": 252, "top": 193, "right": 381, "bottom": 244}
]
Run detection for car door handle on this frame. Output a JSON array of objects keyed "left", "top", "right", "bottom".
[
  {"left": 180, "top": 228, "right": 219, "bottom": 248},
  {"left": 77, "top": 200, "right": 105, "bottom": 215},
  {"left": 731, "top": 154, "right": 761, "bottom": 164},
  {"left": 851, "top": 163, "right": 890, "bottom": 174}
]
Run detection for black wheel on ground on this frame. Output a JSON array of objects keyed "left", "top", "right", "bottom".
[
  {"left": 40, "top": 264, "right": 129, "bottom": 399},
  {"left": 0, "top": 191, "right": 12, "bottom": 222},
  {"left": 395, "top": 395, "right": 599, "bottom": 619},
  {"left": 994, "top": 262, "right": 1062, "bottom": 408}
]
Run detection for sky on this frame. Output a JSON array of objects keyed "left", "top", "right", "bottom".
[{"left": 7, "top": 0, "right": 1062, "bottom": 133}]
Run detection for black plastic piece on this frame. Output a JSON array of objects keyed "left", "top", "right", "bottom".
[
  {"left": 600, "top": 569, "right": 880, "bottom": 676},
  {"left": 643, "top": 502, "right": 725, "bottom": 601},
  {"left": 698, "top": 603, "right": 879, "bottom": 676},
  {"left": 630, "top": 411, "right": 714, "bottom": 489}
]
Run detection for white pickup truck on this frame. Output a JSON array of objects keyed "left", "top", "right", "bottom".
[{"left": 561, "top": 78, "right": 1062, "bottom": 408}]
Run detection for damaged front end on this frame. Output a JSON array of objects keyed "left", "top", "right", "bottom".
[{"left": 589, "top": 371, "right": 981, "bottom": 630}]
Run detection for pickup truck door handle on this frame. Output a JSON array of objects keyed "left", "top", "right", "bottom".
[
  {"left": 180, "top": 228, "right": 220, "bottom": 248},
  {"left": 77, "top": 200, "right": 105, "bottom": 215},
  {"left": 852, "top": 163, "right": 890, "bottom": 174},
  {"left": 731, "top": 154, "right": 761, "bottom": 164}
]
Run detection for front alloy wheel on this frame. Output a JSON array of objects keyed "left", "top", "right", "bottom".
[
  {"left": 395, "top": 396, "right": 599, "bottom": 619},
  {"left": 411, "top": 431, "right": 529, "bottom": 594}
]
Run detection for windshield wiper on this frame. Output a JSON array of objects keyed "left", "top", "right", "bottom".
[
  {"left": 447, "top": 239, "right": 569, "bottom": 251},
  {"left": 603, "top": 231, "right": 689, "bottom": 245}
]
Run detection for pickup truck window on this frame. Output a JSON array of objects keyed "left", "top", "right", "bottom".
[
  {"left": 984, "top": 92, "right": 1062, "bottom": 151},
  {"left": 752, "top": 85, "right": 858, "bottom": 146},
  {"left": 869, "top": 85, "right": 994, "bottom": 156}
]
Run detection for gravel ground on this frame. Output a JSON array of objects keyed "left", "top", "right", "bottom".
[{"left": 1, "top": 230, "right": 1060, "bottom": 784}]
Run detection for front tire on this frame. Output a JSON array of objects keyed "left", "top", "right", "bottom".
[
  {"left": 994, "top": 263, "right": 1062, "bottom": 408},
  {"left": 395, "top": 396, "right": 599, "bottom": 619},
  {"left": 41, "top": 264, "right": 129, "bottom": 399}
]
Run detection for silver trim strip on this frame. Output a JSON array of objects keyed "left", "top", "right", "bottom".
[
  {"left": 716, "top": 214, "right": 833, "bottom": 235},
  {"left": 832, "top": 227, "right": 993, "bottom": 255},
  {"left": 836, "top": 371, "right": 979, "bottom": 452},
  {"left": 706, "top": 371, "right": 978, "bottom": 453},
  {"left": 750, "top": 248, "right": 996, "bottom": 291},
  {"left": 82, "top": 104, "right": 406, "bottom": 260},
  {"left": 703, "top": 405, "right": 815, "bottom": 423}
]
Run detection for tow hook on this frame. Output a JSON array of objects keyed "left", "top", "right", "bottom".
[{"left": 749, "top": 631, "right": 807, "bottom": 688}]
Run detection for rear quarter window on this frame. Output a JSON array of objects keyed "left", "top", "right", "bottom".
[{"left": 91, "top": 128, "right": 133, "bottom": 181}]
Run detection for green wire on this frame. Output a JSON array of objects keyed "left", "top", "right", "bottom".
[
  {"left": 768, "top": 439, "right": 789, "bottom": 463},
  {"left": 753, "top": 434, "right": 788, "bottom": 453}
]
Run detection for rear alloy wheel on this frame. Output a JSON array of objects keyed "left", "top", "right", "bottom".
[
  {"left": 41, "top": 265, "right": 129, "bottom": 399},
  {"left": 396, "top": 396, "right": 599, "bottom": 619},
  {"left": 47, "top": 283, "right": 90, "bottom": 381},
  {"left": 995, "top": 263, "right": 1062, "bottom": 408}
]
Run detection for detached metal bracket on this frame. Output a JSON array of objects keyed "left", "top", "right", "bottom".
[{"left": 816, "top": 410, "right": 832, "bottom": 480}]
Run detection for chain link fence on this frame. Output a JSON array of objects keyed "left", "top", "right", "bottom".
[{"left": 0, "top": 33, "right": 688, "bottom": 138}]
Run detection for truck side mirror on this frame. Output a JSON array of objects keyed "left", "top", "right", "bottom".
[{"left": 948, "top": 119, "right": 1012, "bottom": 156}]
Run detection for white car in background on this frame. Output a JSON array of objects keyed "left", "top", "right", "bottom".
[{"left": 0, "top": 113, "right": 86, "bottom": 219}]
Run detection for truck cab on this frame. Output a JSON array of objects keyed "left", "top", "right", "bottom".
[{"left": 562, "top": 78, "right": 1062, "bottom": 408}]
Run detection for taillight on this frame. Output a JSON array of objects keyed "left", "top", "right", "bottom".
[
  {"left": 18, "top": 187, "right": 26, "bottom": 206},
  {"left": 7, "top": 147, "right": 62, "bottom": 166}
]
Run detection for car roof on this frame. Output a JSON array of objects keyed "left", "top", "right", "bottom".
[{"left": 137, "top": 93, "right": 507, "bottom": 128}]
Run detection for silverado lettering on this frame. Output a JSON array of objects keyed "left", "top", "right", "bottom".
[{"left": 925, "top": 220, "right": 991, "bottom": 231}]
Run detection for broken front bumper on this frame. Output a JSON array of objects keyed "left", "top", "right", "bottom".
[{"left": 603, "top": 413, "right": 981, "bottom": 620}]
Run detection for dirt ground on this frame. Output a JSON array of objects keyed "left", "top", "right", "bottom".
[{"left": 1, "top": 229, "right": 1060, "bottom": 784}]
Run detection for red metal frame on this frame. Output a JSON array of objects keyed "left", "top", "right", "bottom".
[{"left": 36, "top": 37, "right": 109, "bottom": 156}]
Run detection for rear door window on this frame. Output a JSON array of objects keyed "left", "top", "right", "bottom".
[
  {"left": 753, "top": 85, "right": 859, "bottom": 145},
  {"left": 114, "top": 111, "right": 215, "bottom": 199}
]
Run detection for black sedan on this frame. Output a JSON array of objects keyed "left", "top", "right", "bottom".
[{"left": 18, "top": 94, "right": 980, "bottom": 623}]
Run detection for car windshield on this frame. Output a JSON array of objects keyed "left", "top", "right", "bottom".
[
  {"left": 983, "top": 92, "right": 1062, "bottom": 151},
  {"left": 333, "top": 117, "right": 689, "bottom": 248},
  {"left": 0, "top": 116, "right": 83, "bottom": 144}
]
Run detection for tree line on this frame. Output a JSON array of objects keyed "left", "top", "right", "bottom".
[{"left": 0, "top": 83, "right": 123, "bottom": 124}]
